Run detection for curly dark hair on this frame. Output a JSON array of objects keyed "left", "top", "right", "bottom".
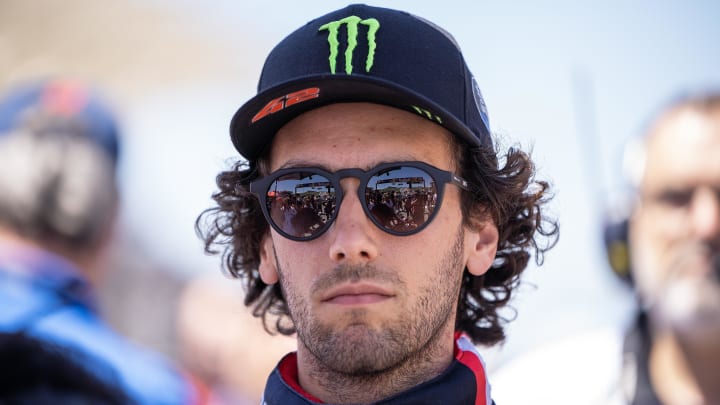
[{"left": 196, "top": 135, "right": 558, "bottom": 347}]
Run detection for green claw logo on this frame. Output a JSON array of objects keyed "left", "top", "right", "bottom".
[{"left": 319, "top": 16, "right": 380, "bottom": 75}]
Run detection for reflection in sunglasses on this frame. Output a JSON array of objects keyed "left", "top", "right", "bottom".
[{"left": 252, "top": 162, "right": 463, "bottom": 240}]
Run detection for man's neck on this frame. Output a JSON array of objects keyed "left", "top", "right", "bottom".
[
  {"left": 296, "top": 327, "right": 455, "bottom": 404},
  {"left": 0, "top": 228, "right": 99, "bottom": 284},
  {"left": 649, "top": 333, "right": 704, "bottom": 405}
]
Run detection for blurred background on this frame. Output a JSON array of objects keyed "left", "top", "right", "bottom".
[{"left": 2, "top": 0, "right": 718, "bottom": 403}]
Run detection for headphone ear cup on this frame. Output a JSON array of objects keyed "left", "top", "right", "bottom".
[{"left": 603, "top": 216, "right": 634, "bottom": 286}]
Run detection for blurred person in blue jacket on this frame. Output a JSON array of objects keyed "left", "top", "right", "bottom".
[
  {"left": 606, "top": 91, "right": 720, "bottom": 404},
  {"left": 0, "top": 331, "right": 130, "bottom": 403},
  {"left": 0, "top": 79, "right": 202, "bottom": 404}
]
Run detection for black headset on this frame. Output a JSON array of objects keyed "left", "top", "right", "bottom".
[
  {"left": 603, "top": 211, "right": 633, "bottom": 286},
  {"left": 601, "top": 135, "right": 647, "bottom": 288}
]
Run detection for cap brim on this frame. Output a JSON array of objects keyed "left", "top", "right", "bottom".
[{"left": 230, "top": 74, "right": 483, "bottom": 161}]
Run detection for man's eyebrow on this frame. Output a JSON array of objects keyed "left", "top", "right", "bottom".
[
  {"left": 276, "top": 160, "right": 332, "bottom": 171},
  {"left": 276, "top": 156, "right": 422, "bottom": 172}
]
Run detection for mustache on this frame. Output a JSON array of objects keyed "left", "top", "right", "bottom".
[
  {"left": 311, "top": 264, "right": 404, "bottom": 295},
  {"left": 665, "top": 242, "right": 720, "bottom": 281}
]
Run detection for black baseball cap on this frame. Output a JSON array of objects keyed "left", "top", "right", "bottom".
[{"left": 230, "top": 3, "right": 492, "bottom": 161}]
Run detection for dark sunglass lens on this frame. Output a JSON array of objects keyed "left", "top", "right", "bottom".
[
  {"left": 267, "top": 172, "right": 336, "bottom": 238},
  {"left": 366, "top": 166, "right": 438, "bottom": 233}
]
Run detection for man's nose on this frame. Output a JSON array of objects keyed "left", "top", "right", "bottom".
[
  {"left": 690, "top": 187, "right": 720, "bottom": 241},
  {"left": 328, "top": 179, "right": 379, "bottom": 264}
]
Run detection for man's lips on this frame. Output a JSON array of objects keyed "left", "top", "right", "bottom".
[{"left": 321, "top": 283, "right": 394, "bottom": 305}]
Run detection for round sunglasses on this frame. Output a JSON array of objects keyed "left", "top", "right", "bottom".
[{"left": 249, "top": 161, "right": 469, "bottom": 241}]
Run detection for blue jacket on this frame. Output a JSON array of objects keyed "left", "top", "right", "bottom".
[{"left": 0, "top": 243, "right": 198, "bottom": 404}]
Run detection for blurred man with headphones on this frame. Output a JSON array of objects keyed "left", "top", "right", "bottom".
[
  {"left": 605, "top": 91, "right": 720, "bottom": 404},
  {"left": 0, "top": 79, "right": 203, "bottom": 404}
]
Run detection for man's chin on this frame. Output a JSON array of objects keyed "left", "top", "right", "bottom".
[
  {"left": 307, "top": 323, "right": 406, "bottom": 375},
  {"left": 649, "top": 273, "right": 720, "bottom": 400}
]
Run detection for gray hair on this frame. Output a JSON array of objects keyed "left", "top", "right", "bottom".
[{"left": 623, "top": 90, "right": 720, "bottom": 191}]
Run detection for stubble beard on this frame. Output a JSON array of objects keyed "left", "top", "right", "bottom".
[{"left": 275, "top": 226, "right": 465, "bottom": 399}]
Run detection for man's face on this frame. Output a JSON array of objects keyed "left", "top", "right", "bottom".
[
  {"left": 258, "top": 103, "right": 492, "bottom": 375},
  {"left": 630, "top": 108, "right": 720, "bottom": 309}
]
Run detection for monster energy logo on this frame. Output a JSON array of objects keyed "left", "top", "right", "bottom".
[{"left": 319, "top": 16, "right": 380, "bottom": 75}]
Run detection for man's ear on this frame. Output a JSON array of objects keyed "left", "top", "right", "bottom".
[
  {"left": 465, "top": 219, "right": 499, "bottom": 276},
  {"left": 258, "top": 233, "right": 279, "bottom": 285}
]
